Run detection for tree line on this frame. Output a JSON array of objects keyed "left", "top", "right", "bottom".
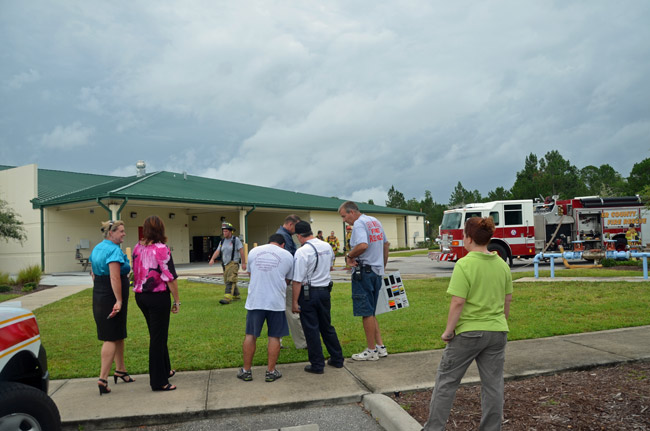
[{"left": 383, "top": 150, "right": 650, "bottom": 239}]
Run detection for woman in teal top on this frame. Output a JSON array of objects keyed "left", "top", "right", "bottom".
[
  {"left": 89, "top": 220, "right": 133, "bottom": 395},
  {"left": 424, "top": 216, "right": 513, "bottom": 430}
]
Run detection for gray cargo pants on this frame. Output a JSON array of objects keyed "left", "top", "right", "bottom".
[{"left": 423, "top": 331, "right": 508, "bottom": 431}]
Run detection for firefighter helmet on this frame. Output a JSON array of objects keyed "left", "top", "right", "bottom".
[{"left": 221, "top": 222, "right": 235, "bottom": 231}]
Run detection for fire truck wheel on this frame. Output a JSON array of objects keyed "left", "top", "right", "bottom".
[
  {"left": 0, "top": 382, "right": 61, "bottom": 431},
  {"left": 488, "top": 243, "right": 510, "bottom": 266}
]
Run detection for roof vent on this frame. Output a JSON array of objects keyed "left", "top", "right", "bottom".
[{"left": 136, "top": 160, "right": 146, "bottom": 177}]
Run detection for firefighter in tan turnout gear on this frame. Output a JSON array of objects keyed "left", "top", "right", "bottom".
[{"left": 209, "top": 222, "right": 247, "bottom": 305}]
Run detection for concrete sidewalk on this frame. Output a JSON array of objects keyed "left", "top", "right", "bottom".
[
  {"left": 48, "top": 325, "right": 650, "bottom": 431},
  {"left": 17, "top": 270, "right": 650, "bottom": 430}
]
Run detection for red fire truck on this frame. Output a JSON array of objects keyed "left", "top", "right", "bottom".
[{"left": 429, "top": 196, "right": 648, "bottom": 265}]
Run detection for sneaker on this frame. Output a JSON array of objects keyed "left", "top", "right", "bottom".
[
  {"left": 376, "top": 344, "right": 388, "bottom": 358},
  {"left": 237, "top": 368, "right": 252, "bottom": 381},
  {"left": 265, "top": 369, "right": 282, "bottom": 382},
  {"left": 351, "top": 348, "right": 379, "bottom": 361}
]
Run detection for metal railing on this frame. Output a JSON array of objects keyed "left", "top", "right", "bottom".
[{"left": 532, "top": 251, "right": 649, "bottom": 280}]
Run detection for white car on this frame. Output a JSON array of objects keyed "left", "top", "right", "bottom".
[{"left": 0, "top": 302, "right": 61, "bottom": 430}]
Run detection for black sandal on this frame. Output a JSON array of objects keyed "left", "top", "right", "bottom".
[
  {"left": 114, "top": 370, "right": 135, "bottom": 384},
  {"left": 169, "top": 369, "right": 176, "bottom": 378},
  {"left": 153, "top": 383, "right": 176, "bottom": 391},
  {"left": 98, "top": 378, "right": 111, "bottom": 395}
]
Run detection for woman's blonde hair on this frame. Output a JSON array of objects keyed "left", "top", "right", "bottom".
[{"left": 100, "top": 220, "right": 125, "bottom": 239}]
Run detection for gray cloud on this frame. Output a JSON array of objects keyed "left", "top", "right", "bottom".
[
  {"left": 39, "top": 122, "right": 95, "bottom": 150},
  {"left": 4, "top": 69, "right": 41, "bottom": 90},
  {"left": 1, "top": 1, "right": 649, "bottom": 204}
]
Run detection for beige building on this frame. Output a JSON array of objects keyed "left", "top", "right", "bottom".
[{"left": 0, "top": 164, "right": 425, "bottom": 273}]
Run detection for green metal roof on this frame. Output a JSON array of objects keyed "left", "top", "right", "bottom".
[
  {"left": 1, "top": 165, "right": 119, "bottom": 201},
  {"left": 37, "top": 169, "right": 119, "bottom": 201},
  {"left": 30, "top": 168, "right": 422, "bottom": 216}
]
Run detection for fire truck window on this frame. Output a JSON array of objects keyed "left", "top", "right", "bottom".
[
  {"left": 504, "top": 204, "right": 523, "bottom": 225},
  {"left": 441, "top": 212, "right": 462, "bottom": 230},
  {"left": 465, "top": 212, "right": 481, "bottom": 221},
  {"left": 490, "top": 211, "right": 500, "bottom": 226}
]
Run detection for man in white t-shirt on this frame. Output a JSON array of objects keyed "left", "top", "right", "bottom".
[
  {"left": 237, "top": 234, "right": 293, "bottom": 383},
  {"left": 291, "top": 221, "right": 344, "bottom": 374},
  {"left": 339, "top": 201, "right": 390, "bottom": 362}
]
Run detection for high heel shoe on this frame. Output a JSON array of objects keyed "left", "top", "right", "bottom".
[
  {"left": 113, "top": 370, "right": 135, "bottom": 384},
  {"left": 98, "top": 379, "right": 111, "bottom": 395},
  {"left": 152, "top": 383, "right": 176, "bottom": 391}
]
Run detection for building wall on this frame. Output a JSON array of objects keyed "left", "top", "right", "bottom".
[
  {"left": 119, "top": 208, "right": 191, "bottom": 264},
  {"left": 393, "top": 216, "right": 405, "bottom": 249},
  {"left": 304, "top": 212, "right": 415, "bottom": 250},
  {"left": 406, "top": 215, "right": 425, "bottom": 247},
  {"left": 0, "top": 165, "right": 41, "bottom": 273},
  {"left": 238, "top": 211, "right": 417, "bottom": 252},
  {"left": 41, "top": 207, "right": 107, "bottom": 272},
  {"left": 245, "top": 211, "right": 414, "bottom": 252},
  {"left": 302, "top": 210, "right": 347, "bottom": 251},
  {"left": 157, "top": 213, "right": 190, "bottom": 265}
]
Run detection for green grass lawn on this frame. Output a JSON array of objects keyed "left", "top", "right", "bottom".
[
  {"left": 35, "top": 275, "right": 650, "bottom": 379},
  {"left": 0, "top": 294, "right": 21, "bottom": 302}
]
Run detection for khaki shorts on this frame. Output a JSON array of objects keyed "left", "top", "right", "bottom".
[{"left": 223, "top": 261, "right": 239, "bottom": 283}]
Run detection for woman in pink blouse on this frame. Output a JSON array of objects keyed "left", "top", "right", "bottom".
[{"left": 133, "top": 215, "right": 180, "bottom": 391}]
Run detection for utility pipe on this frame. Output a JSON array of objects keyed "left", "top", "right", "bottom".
[
  {"left": 244, "top": 205, "right": 256, "bottom": 244},
  {"left": 96, "top": 198, "right": 112, "bottom": 218},
  {"left": 40, "top": 207, "right": 45, "bottom": 272},
  {"left": 115, "top": 198, "right": 128, "bottom": 220},
  {"left": 533, "top": 252, "right": 650, "bottom": 280}
]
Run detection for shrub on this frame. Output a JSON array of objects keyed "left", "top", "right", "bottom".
[
  {"left": 601, "top": 258, "right": 642, "bottom": 268},
  {"left": 0, "top": 272, "right": 14, "bottom": 285},
  {"left": 0, "top": 285, "right": 11, "bottom": 293},
  {"left": 21, "top": 283, "right": 35, "bottom": 293},
  {"left": 16, "top": 265, "right": 42, "bottom": 285}
]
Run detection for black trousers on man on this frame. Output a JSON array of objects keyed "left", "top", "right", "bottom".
[
  {"left": 298, "top": 288, "right": 344, "bottom": 371},
  {"left": 135, "top": 291, "right": 173, "bottom": 389}
]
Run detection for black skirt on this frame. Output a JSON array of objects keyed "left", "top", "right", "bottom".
[{"left": 92, "top": 274, "right": 130, "bottom": 341}]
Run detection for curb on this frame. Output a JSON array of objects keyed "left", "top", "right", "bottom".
[
  {"left": 363, "top": 394, "right": 422, "bottom": 431},
  {"left": 261, "top": 425, "right": 319, "bottom": 431}
]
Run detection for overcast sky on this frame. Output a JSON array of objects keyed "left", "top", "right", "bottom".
[{"left": 1, "top": 1, "right": 649, "bottom": 205}]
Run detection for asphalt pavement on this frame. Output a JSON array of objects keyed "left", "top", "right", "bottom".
[{"left": 116, "top": 404, "right": 384, "bottom": 431}]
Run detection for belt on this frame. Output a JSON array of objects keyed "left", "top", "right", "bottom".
[
  {"left": 309, "top": 286, "right": 331, "bottom": 291},
  {"left": 358, "top": 264, "right": 373, "bottom": 273}
]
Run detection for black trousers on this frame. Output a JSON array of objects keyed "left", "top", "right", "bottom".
[
  {"left": 298, "top": 288, "right": 344, "bottom": 371},
  {"left": 135, "top": 292, "right": 172, "bottom": 389}
]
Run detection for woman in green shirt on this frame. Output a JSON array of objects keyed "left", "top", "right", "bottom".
[{"left": 424, "top": 216, "right": 513, "bottom": 431}]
